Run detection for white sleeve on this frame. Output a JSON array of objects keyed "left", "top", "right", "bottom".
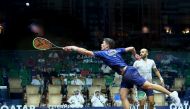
[
  {"left": 80, "top": 95, "right": 85, "bottom": 104},
  {"left": 152, "top": 60, "right": 157, "bottom": 69},
  {"left": 67, "top": 96, "right": 74, "bottom": 104},
  {"left": 91, "top": 96, "right": 97, "bottom": 103},
  {"left": 79, "top": 80, "right": 84, "bottom": 85},
  {"left": 71, "top": 80, "right": 74, "bottom": 85},
  {"left": 100, "top": 95, "right": 107, "bottom": 103},
  {"left": 101, "top": 65, "right": 104, "bottom": 70},
  {"left": 133, "top": 61, "right": 138, "bottom": 68},
  {"left": 108, "top": 66, "right": 112, "bottom": 71},
  {"left": 31, "top": 80, "right": 34, "bottom": 85}
]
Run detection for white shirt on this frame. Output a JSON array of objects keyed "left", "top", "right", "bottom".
[
  {"left": 101, "top": 64, "right": 112, "bottom": 74},
  {"left": 133, "top": 59, "right": 157, "bottom": 82},
  {"left": 71, "top": 79, "right": 84, "bottom": 85},
  {"left": 67, "top": 94, "right": 84, "bottom": 108},
  {"left": 31, "top": 79, "right": 42, "bottom": 86},
  {"left": 48, "top": 52, "right": 59, "bottom": 58},
  {"left": 91, "top": 94, "right": 107, "bottom": 107},
  {"left": 113, "top": 73, "right": 122, "bottom": 86},
  {"left": 85, "top": 78, "right": 92, "bottom": 86}
]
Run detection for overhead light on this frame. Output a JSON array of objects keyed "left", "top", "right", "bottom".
[
  {"left": 0, "top": 24, "right": 4, "bottom": 34},
  {"left": 182, "top": 28, "right": 190, "bottom": 34},
  {"left": 142, "top": 26, "right": 149, "bottom": 33},
  {"left": 164, "top": 26, "right": 172, "bottom": 34},
  {"left": 26, "top": 2, "right": 30, "bottom": 7},
  {"left": 185, "top": 28, "right": 189, "bottom": 34}
]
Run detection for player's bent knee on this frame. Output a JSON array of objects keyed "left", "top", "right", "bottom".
[
  {"left": 142, "top": 82, "right": 153, "bottom": 90},
  {"left": 142, "top": 84, "right": 153, "bottom": 90}
]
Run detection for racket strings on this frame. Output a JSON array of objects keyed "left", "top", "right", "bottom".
[
  {"left": 33, "top": 38, "right": 53, "bottom": 50},
  {"left": 33, "top": 37, "right": 62, "bottom": 50}
]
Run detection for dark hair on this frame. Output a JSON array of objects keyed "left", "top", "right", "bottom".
[{"left": 103, "top": 38, "right": 115, "bottom": 49}]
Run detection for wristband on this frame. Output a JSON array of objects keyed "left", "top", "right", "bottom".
[{"left": 160, "top": 77, "right": 164, "bottom": 82}]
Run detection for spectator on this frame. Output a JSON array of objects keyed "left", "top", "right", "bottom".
[
  {"left": 67, "top": 90, "right": 85, "bottom": 108},
  {"left": 70, "top": 65, "right": 80, "bottom": 74},
  {"left": 26, "top": 56, "right": 36, "bottom": 69},
  {"left": 37, "top": 53, "right": 45, "bottom": 69},
  {"left": 48, "top": 51, "right": 59, "bottom": 59},
  {"left": 60, "top": 75, "right": 67, "bottom": 85},
  {"left": 31, "top": 74, "right": 44, "bottom": 93},
  {"left": 91, "top": 90, "right": 107, "bottom": 107},
  {"left": 71, "top": 75, "right": 84, "bottom": 85},
  {"left": 60, "top": 75, "right": 67, "bottom": 96},
  {"left": 101, "top": 64, "right": 112, "bottom": 75},
  {"left": 85, "top": 75, "right": 92, "bottom": 86},
  {"left": 113, "top": 73, "right": 122, "bottom": 86}
]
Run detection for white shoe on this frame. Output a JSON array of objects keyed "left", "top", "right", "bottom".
[{"left": 170, "top": 91, "right": 181, "bottom": 106}]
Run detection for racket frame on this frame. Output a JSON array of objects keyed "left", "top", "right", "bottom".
[{"left": 33, "top": 37, "right": 63, "bottom": 50}]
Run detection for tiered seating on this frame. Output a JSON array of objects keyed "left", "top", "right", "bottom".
[
  {"left": 8, "top": 78, "right": 23, "bottom": 99},
  {"left": 170, "top": 78, "right": 185, "bottom": 91},
  {"left": 25, "top": 85, "right": 41, "bottom": 106},
  {"left": 47, "top": 85, "right": 62, "bottom": 106}
]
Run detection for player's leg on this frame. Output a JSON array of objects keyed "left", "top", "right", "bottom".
[
  {"left": 141, "top": 81, "right": 170, "bottom": 95},
  {"left": 125, "top": 66, "right": 180, "bottom": 105},
  {"left": 120, "top": 76, "right": 134, "bottom": 109},
  {"left": 143, "top": 89, "right": 154, "bottom": 109},
  {"left": 148, "top": 95, "right": 154, "bottom": 109},
  {"left": 139, "top": 99, "right": 146, "bottom": 109},
  {"left": 120, "top": 88, "right": 130, "bottom": 109},
  {"left": 141, "top": 80, "right": 180, "bottom": 105},
  {"left": 137, "top": 90, "right": 147, "bottom": 109}
]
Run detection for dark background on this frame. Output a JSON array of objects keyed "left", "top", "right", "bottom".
[{"left": 0, "top": 0, "right": 190, "bottom": 50}]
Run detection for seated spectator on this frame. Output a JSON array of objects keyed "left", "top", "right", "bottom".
[
  {"left": 91, "top": 90, "right": 107, "bottom": 107},
  {"left": 101, "top": 64, "right": 112, "bottom": 75},
  {"left": 113, "top": 73, "right": 122, "bottom": 86},
  {"left": 85, "top": 75, "right": 92, "bottom": 86},
  {"left": 48, "top": 51, "right": 59, "bottom": 59},
  {"left": 71, "top": 65, "right": 81, "bottom": 74},
  {"left": 71, "top": 75, "right": 84, "bottom": 85},
  {"left": 67, "top": 90, "right": 85, "bottom": 108},
  {"left": 31, "top": 74, "right": 44, "bottom": 93},
  {"left": 37, "top": 54, "right": 45, "bottom": 68},
  {"left": 60, "top": 75, "right": 67, "bottom": 85},
  {"left": 60, "top": 75, "right": 67, "bottom": 96}
]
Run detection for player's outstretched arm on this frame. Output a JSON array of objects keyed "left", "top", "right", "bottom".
[
  {"left": 63, "top": 46, "right": 94, "bottom": 57},
  {"left": 153, "top": 68, "right": 164, "bottom": 86},
  {"left": 125, "top": 47, "right": 141, "bottom": 60}
]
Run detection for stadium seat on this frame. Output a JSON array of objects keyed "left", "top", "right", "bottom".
[
  {"left": 67, "top": 85, "right": 82, "bottom": 97},
  {"left": 47, "top": 94, "right": 62, "bottom": 106},
  {"left": 26, "top": 85, "right": 39, "bottom": 94},
  {"left": 88, "top": 85, "right": 102, "bottom": 97},
  {"left": 171, "top": 78, "right": 185, "bottom": 91},
  {"left": 154, "top": 93, "right": 166, "bottom": 106},
  {"left": 26, "top": 94, "right": 41, "bottom": 107},
  {"left": 92, "top": 78, "right": 106, "bottom": 93},
  {"left": 48, "top": 85, "right": 61, "bottom": 94},
  {"left": 8, "top": 78, "right": 23, "bottom": 93}
]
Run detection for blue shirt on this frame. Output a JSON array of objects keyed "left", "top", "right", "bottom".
[{"left": 93, "top": 48, "right": 128, "bottom": 74}]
